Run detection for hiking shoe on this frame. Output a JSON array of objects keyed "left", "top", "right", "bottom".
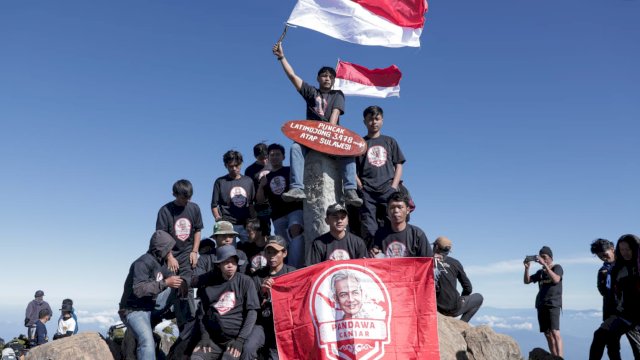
[
  {"left": 344, "top": 189, "right": 363, "bottom": 207},
  {"left": 282, "top": 188, "right": 306, "bottom": 202}
]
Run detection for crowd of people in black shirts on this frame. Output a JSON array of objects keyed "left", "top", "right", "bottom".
[{"left": 116, "top": 41, "right": 640, "bottom": 360}]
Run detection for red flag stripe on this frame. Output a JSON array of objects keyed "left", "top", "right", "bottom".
[
  {"left": 351, "top": 0, "right": 428, "bottom": 29},
  {"left": 336, "top": 61, "right": 402, "bottom": 88}
]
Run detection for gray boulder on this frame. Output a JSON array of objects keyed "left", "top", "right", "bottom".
[{"left": 26, "top": 332, "right": 114, "bottom": 360}]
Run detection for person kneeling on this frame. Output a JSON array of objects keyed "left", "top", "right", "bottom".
[{"left": 191, "top": 245, "right": 264, "bottom": 360}]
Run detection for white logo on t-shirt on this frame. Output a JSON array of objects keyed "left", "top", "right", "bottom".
[
  {"left": 367, "top": 145, "right": 388, "bottom": 167},
  {"left": 329, "top": 249, "right": 351, "bottom": 261},
  {"left": 214, "top": 291, "right": 236, "bottom": 315},
  {"left": 230, "top": 186, "right": 248, "bottom": 207},
  {"left": 174, "top": 218, "right": 192, "bottom": 241},
  {"left": 385, "top": 241, "right": 407, "bottom": 258},
  {"left": 270, "top": 176, "right": 287, "bottom": 195},
  {"left": 251, "top": 254, "right": 267, "bottom": 271}
]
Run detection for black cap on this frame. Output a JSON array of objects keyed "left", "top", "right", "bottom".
[
  {"left": 539, "top": 246, "right": 553, "bottom": 258},
  {"left": 326, "top": 203, "right": 348, "bottom": 216},
  {"left": 34, "top": 290, "right": 44, "bottom": 297}
]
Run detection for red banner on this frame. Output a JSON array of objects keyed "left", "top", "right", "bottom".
[{"left": 271, "top": 258, "right": 439, "bottom": 360}]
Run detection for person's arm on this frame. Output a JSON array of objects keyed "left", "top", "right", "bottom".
[
  {"left": 190, "top": 230, "right": 201, "bottom": 268},
  {"left": 391, "top": 163, "right": 403, "bottom": 190},
  {"left": 416, "top": 228, "right": 433, "bottom": 257},
  {"left": 328, "top": 108, "right": 341, "bottom": 126},
  {"left": 36, "top": 323, "right": 46, "bottom": 344},
  {"left": 596, "top": 267, "right": 608, "bottom": 296},
  {"left": 523, "top": 260, "right": 532, "bottom": 284},
  {"left": 305, "top": 240, "right": 322, "bottom": 267},
  {"left": 273, "top": 42, "right": 303, "bottom": 91},
  {"left": 256, "top": 175, "right": 267, "bottom": 204},
  {"left": 132, "top": 262, "right": 182, "bottom": 298},
  {"left": 457, "top": 262, "right": 473, "bottom": 296},
  {"left": 544, "top": 264, "right": 562, "bottom": 284},
  {"left": 211, "top": 179, "right": 222, "bottom": 221}
]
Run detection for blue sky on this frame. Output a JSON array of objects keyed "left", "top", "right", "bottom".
[{"left": 1, "top": 0, "right": 639, "bottom": 344}]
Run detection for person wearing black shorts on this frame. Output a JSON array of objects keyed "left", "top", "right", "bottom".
[{"left": 524, "top": 246, "right": 563, "bottom": 358}]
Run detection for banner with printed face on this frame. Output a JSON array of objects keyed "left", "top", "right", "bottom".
[{"left": 271, "top": 258, "right": 439, "bottom": 360}]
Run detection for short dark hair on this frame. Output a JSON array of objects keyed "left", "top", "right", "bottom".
[
  {"left": 317, "top": 66, "right": 336, "bottom": 78},
  {"left": 590, "top": 238, "right": 614, "bottom": 254},
  {"left": 253, "top": 143, "right": 268, "bottom": 158},
  {"left": 387, "top": 191, "right": 409, "bottom": 207},
  {"left": 363, "top": 105, "right": 384, "bottom": 119},
  {"left": 172, "top": 179, "right": 193, "bottom": 198},
  {"left": 267, "top": 143, "right": 285, "bottom": 156},
  {"left": 38, "top": 309, "right": 51, "bottom": 319},
  {"left": 246, "top": 219, "right": 261, "bottom": 232},
  {"left": 223, "top": 150, "right": 243, "bottom": 166}
]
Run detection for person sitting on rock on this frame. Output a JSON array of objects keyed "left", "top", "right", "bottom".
[
  {"left": 118, "top": 230, "right": 183, "bottom": 360},
  {"left": 53, "top": 303, "right": 76, "bottom": 339},
  {"left": 433, "top": 236, "right": 483, "bottom": 322},
  {"left": 306, "top": 203, "right": 367, "bottom": 266},
  {"left": 191, "top": 245, "right": 264, "bottom": 360},
  {"left": 371, "top": 192, "right": 432, "bottom": 258},
  {"left": 272, "top": 42, "right": 362, "bottom": 208},
  {"left": 33, "top": 309, "right": 51, "bottom": 346}
]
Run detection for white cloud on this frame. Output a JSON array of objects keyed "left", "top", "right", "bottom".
[
  {"left": 473, "top": 314, "right": 534, "bottom": 330},
  {"left": 567, "top": 310, "right": 602, "bottom": 319},
  {"left": 466, "top": 256, "right": 600, "bottom": 276},
  {"left": 76, "top": 309, "right": 119, "bottom": 329}
]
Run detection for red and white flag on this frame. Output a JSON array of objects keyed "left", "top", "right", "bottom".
[
  {"left": 271, "top": 258, "right": 439, "bottom": 360},
  {"left": 335, "top": 60, "right": 402, "bottom": 98},
  {"left": 287, "top": 0, "right": 428, "bottom": 48}
]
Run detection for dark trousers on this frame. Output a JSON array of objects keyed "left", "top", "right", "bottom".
[
  {"left": 191, "top": 326, "right": 265, "bottom": 360},
  {"left": 589, "top": 316, "right": 638, "bottom": 360},
  {"left": 458, "top": 293, "right": 484, "bottom": 322},
  {"left": 360, "top": 186, "right": 395, "bottom": 242}
]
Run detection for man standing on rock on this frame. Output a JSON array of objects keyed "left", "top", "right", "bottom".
[
  {"left": 524, "top": 246, "right": 564, "bottom": 358},
  {"left": 25, "top": 290, "right": 52, "bottom": 341},
  {"left": 272, "top": 42, "right": 362, "bottom": 208}
]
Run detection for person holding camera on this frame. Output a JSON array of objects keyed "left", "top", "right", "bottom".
[
  {"left": 433, "top": 237, "right": 483, "bottom": 322},
  {"left": 523, "top": 246, "right": 564, "bottom": 358}
]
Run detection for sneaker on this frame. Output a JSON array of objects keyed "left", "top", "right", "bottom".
[
  {"left": 282, "top": 188, "right": 306, "bottom": 202},
  {"left": 344, "top": 189, "right": 363, "bottom": 207}
]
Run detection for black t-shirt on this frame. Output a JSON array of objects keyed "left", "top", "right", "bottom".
[
  {"left": 299, "top": 82, "right": 345, "bottom": 122},
  {"left": 374, "top": 224, "right": 432, "bottom": 258},
  {"left": 262, "top": 166, "right": 302, "bottom": 220},
  {"left": 436, "top": 256, "right": 472, "bottom": 314},
  {"left": 156, "top": 201, "right": 204, "bottom": 268},
  {"left": 306, "top": 232, "right": 368, "bottom": 266},
  {"left": 245, "top": 162, "right": 268, "bottom": 189},
  {"left": 211, "top": 175, "right": 255, "bottom": 225},
  {"left": 357, "top": 135, "right": 406, "bottom": 193},
  {"left": 198, "top": 272, "right": 260, "bottom": 341},
  {"left": 531, "top": 264, "right": 563, "bottom": 308},
  {"left": 237, "top": 242, "right": 267, "bottom": 274}
]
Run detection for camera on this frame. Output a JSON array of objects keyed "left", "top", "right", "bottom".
[{"left": 524, "top": 255, "right": 538, "bottom": 263}]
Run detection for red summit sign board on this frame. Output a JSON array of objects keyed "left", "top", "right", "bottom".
[
  {"left": 271, "top": 258, "right": 439, "bottom": 360},
  {"left": 282, "top": 120, "right": 367, "bottom": 157}
]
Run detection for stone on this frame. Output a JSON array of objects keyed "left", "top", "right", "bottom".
[
  {"left": 437, "top": 314, "right": 524, "bottom": 360},
  {"left": 26, "top": 332, "right": 114, "bottom": 360},
  {"left": 528, "top": 347, "right": 562, "bottom": 360},
  {"left": 302, "top": 150, "right": 344, "bottom": 245}
]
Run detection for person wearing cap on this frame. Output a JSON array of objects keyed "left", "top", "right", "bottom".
[
  {"left": 371, "top": 192, "right": 432, "bottom": 258},
  {"left": 433, "top": 236, "right": 483, "bottom": 322},
  {"left": 306, "top": 203, "right": 367, "bottom": 266},
  {"left": 252, "top": 235, "right": 297, "bottom": 359},
  {"left": 118, "top": 230, "right": 184, "bottom": 360},
  {"left": 196, "top": 221, "right": 250, "bottom": 276},
  {"left": 524, "top": 245, "right": 564, "bottom": 358},
  {"left": 53, "top": 303, "right": 76, "bottom": 339},
  {"left": 211, "top": 150, "right": 256, "bottom": 243},
  {"left": 256, "top": 143, "right": 305, "bottom": 268},
  {"left": 191, "top": 245, "right": 264, "bottom": 360},
  {"left": 24, "top": 290, "right": 52, "bottom": 341}
]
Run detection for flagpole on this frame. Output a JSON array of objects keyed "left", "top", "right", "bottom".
[{"left": 276, "top": 25, "right": 289, "bottom": 44}]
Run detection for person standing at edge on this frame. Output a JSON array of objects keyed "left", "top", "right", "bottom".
[
  {"left": 272, "top": 42, "right": 362, "bottom": 207},
  {"left": 524, "top": 246, "right": 564, "bottom": 358}
]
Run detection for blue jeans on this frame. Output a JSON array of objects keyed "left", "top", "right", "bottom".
[
  {"left": 290, "top": 143, "right": 357, "bottom": 190},
  {"left": 233, "top": 224, "right": 249, "bottom": 243},
  {"left": 125, "top": 311, "right": 155, "bottom": 360}
]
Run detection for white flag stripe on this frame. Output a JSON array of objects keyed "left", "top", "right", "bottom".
[
  {"left": 334, "top": 78, "right": 400, "bottom": 98},
  {"left": 287, "top": 0, "right": 423, "bottom": 48}
]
